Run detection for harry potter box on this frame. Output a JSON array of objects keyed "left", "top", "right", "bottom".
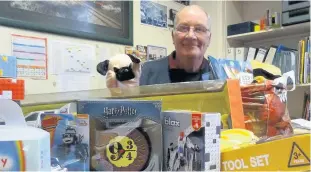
[{"left": 77, "top": 99, "right": 162, "bottom": 171}]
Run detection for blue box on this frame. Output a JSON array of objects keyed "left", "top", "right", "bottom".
[
  {"left": 40, "top": 113, "right": 90, "bottom": 171},
  {"left": 0, "top": 55, "right": 17, "bottom": 78},
  {"left": 77, "top": 99, "right": 162, "bottom": 171},
  {"left": 227, "top": 22, "right": 256, "bottom": 36}
]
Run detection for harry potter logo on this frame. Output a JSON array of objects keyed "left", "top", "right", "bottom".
[{"left": 102, "top": 106, "right": 138, "bottom": 119}]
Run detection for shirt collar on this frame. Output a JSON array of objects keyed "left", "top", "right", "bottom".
[{"left": 168, "top": 51, "right": 207, "bottom": 70}]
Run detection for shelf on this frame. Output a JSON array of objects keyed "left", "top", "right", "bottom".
[
  {"left": 227, "top": 22, "right": 310, "bottom": 42},
  {"left": 297, "top": 83, "right": 311, "bottom": 87}
]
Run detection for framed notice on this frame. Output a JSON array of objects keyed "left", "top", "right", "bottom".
[
  {"left": 147, "top": 45, "right": 167, "bottom": 61},
  {"left": 12, "top": 34, "right": 48, "bottom": 79}
]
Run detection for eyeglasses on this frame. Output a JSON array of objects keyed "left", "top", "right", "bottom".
[{"left": 175, "top": 25, "right": 210, "bottom": 36}]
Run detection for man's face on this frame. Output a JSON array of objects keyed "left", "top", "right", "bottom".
[{"left": 172, "top": 9, "right": 211, "bottom": 60}]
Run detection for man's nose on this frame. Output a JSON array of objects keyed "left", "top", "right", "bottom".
[{"left": 186, "top": 29, "right": 197, "bottom": 39}]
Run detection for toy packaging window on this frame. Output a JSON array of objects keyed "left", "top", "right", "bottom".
[
  {"left": 77, "top": 99, "right": 162, "bottom": 171},
  {"left": 40, "top": 113, "right": 90, "bottom": 171},
  {"left": 162, "top": 111, "right": 221, "bottom": 171}
]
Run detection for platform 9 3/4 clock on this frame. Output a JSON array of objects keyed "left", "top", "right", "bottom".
[{"left": 105, "top": 128, "right": 151, "bottom": 171}]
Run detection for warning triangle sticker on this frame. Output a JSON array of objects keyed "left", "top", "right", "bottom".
[{"left": 288, "top": 142, "right": 310, "bottom": 167}]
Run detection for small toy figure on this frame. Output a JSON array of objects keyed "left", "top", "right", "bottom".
[
  {"left": 97, "top": 54, "right": 141, "bottom": 89},
  {"left": 167, "top": 128, "right": 201, "bottom": 171},
  {"left": 62, "top": 126, "right": 79, "bottom": 146},
  {"left": 55, "top": 126, "right": 89, "bottom": 165}
]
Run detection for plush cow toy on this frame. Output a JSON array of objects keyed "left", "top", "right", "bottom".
[{"left": 97, "top": 54, "right": 141, "bottom": 89}]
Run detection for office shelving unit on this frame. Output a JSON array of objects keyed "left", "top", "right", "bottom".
[{"left": 224, "top": 1, "right": 310, "bottom": 119}]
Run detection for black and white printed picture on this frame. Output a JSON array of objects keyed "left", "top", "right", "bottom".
[
  {"left": 168, "top": 9, "right": 178, "bottom": 28},
  {"left": 175, "top": 0, "right": 190, "bottom": 6},
  {"left": 140, "top": 1, "right": 167, "bottom": 28},
  {"left": 9, "top": 1, "right": 123, "bottom": 29}
]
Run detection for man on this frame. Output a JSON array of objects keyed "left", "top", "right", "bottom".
[{"left": 140, "top": 5, "right": 215, "bottom": 86}]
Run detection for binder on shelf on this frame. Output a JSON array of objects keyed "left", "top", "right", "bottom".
[
  {"left": 255, "top": 48, "right": 268, "bottom": 62},
  {"left": 264, "top": 46, "right": 277, "bottom": 64},
  {"left": 246, "top": 47, "right": 257, "bottom": 62},
  {"left": 235, "top": 47, "right": 248, "bottom": 62},
  {"left": 227, "top": 48, "right": 235, "bottom": 60}
]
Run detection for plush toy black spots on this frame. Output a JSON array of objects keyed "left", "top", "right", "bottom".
[{"left": 97, "top": 54, "right": 141, "bottom": 89}]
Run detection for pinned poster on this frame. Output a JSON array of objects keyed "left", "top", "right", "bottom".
[
  {"left": 49, "top": 40, "right": 95, "bottom": 75},
  {"left": 11, "top": 34, "right": 48, "bottom": 80},
  {"left": 288, "top": 142, "right": 310, "bottom": 167}
]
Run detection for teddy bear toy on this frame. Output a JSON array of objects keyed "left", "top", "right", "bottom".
[{"left": 97, "top": 54, "right": 141, "bottom": 90}]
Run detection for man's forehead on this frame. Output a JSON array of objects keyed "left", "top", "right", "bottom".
[{"left": 176, "top": 7, "right": 209, "bottom": 26}]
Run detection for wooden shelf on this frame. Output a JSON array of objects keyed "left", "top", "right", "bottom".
[{"left": 227, "top": 22, "right": 310, "bottom": 42}]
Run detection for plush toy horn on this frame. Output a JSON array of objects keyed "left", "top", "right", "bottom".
[{"left": 97, "top": 60, "right": 109, "bottom": 76}]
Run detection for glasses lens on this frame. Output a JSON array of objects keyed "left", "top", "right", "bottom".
[{"left": 176, "top": 25, "right": 189, "bottom": 33}]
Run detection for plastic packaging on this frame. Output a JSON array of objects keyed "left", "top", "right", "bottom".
[
  {"left": 240, "top": 72, "right": 295, "bottom": 138},
  {"left": 0, "top": 99, "right": 51, "bottom": 171},
  {"left": 220, "top": 129, "right": 259, "bottom": 152}
]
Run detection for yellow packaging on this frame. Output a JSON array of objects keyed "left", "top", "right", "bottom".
[
  {"left": 221, "top": 134, "right": 311, "bottom": 171},
  {"left": 254, "top": 25, "right": 260, "bottom": 32}
]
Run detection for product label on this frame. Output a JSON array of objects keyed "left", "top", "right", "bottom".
[
  {"left": 106, "top": 136, "right": 137, "bottom": 167},
  {"left": 222, "top": 154, "right": 270, "bottom": 171},
  {"left": 191, "top": 113, "right": 202, "bottom": 131},
  {"left": 0, "top": 141, "right": 25, "bottom": 171},
  {"left": 288, "top": 142, "right": 310, "bottom": 167}
]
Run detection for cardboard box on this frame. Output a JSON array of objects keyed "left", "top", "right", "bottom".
[
  {"left": 77, "top": 100, "right": 162, "bottom": 171},
  {"left": 0, "top": 55, "right": 17, "bottom": 78},
  {"left": 41, "top": 113, "right": 90, "bottom": 171},
  {"left": 0, "top": 99, "right": 50, "bottom": 171},
  {"left": 162, "top": 111, "right": 221, "bottom": 171},
  {"left": 221, "top": 134, "right": 311, "bottom": 171}
]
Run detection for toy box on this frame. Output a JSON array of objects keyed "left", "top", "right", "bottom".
[
  {"left": 0, "top": 55, "right": 17, "bottom": 78},
  {"left": 162, "top": 111, "right": 221, "bottom": 171},
  {"left": 0, "top": 78, "right": 24, "bottom": 100},
  {"left": 77, "top": 99, "right": 162, "bottom": 171},
  {"left": 221, "top": 133, "right": 310, "bottom": 171},
  {"left": 0, "top": 99, "right": 50, "bottom": 171},
  {"left": 40, "top": 113, "right": 90, "bottom": 171}
]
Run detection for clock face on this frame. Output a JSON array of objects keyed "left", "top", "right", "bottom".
[{"left": 102, "top": 128, "right": 151, "bottom": 171}]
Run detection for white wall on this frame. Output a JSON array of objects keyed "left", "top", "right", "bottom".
[
  {"left": 192, "top": 1, "right": 226, "bottom": 58},
  {"left": 1, "top": 1, "right": 226, "bottom": 95}
]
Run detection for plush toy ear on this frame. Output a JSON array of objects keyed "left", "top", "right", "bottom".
[
  {"left": 127, "top": 54, "right": 141, "bottom": 64},
  {"left": 97, "top": 60, "right": 109, "bottom": 76},
  {"left": 113, "top": 67, "right": 119, "bottom": 73}
]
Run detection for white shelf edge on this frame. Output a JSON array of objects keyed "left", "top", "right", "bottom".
[
  {"left": 296, "top": 83, "right": 311, "bottom": 87},
  {"left": 226, "top": 22, "right": 310, "bottom": 41}
]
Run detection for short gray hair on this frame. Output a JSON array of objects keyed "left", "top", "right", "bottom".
[{"left": 173, "top": 9, "right": 212, "bottom": 32}]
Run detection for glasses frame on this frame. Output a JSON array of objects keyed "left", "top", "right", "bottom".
[{"left": 174, "top": 24, "right": 211, "bottom": 37}]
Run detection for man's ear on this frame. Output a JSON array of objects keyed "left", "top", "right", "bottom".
[
  {"left": 207, "top": 32, "right": 212, "bottom": 47},
  {"left": 113, "top": 67, "right": 119, "bottom": 73},
  {"left": 97, "top": 60, "right": 109, "bottom": 76},
  {"left": 127, "top": 54, "right": 140, "bottom": 64}
]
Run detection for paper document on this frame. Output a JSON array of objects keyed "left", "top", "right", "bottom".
[
  {"left": 49, "top": 40, "right": 96, "bottom": 75},
  {"left": 57, "top": 74, "right": 91, "bottom": 92},
  {"left": 12, "top": 34, "right": 48, "bottom": 79},
  {"left": 291, "top": 119, "right": 311, "bottom": 130}
]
